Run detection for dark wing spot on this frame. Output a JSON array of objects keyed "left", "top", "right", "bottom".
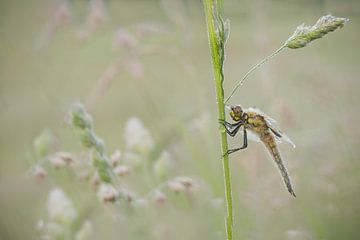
[{"left": 270, "top": 128, "right": 282, "bottom": 138}]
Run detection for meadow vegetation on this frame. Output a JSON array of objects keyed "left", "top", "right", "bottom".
[{"left": 0, "top": 0, "right": 359, "bottom": 239}]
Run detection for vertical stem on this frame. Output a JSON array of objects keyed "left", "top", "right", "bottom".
[{"left": 203, "top": 1, "right": 233, "bottom": 239}]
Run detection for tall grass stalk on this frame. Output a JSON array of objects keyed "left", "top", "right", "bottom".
[{"left": 203, "top": 0, "right": 233, "bottom": 239}]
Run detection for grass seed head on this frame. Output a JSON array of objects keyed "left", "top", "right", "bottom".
[
  {"left": 33, "top": 129, "right": 57, "bottom": 158},
  {"left": 71, "top": 103, "right": 93, "bottom": 130},
  {"left": 34, "top": 166, "right": 47, "bottom": 180},
  {"left": 153, "top": 151, "right": 174, "bottom": 181},
  {"left": 109, "top": 149, "right": 121, "bottom": 167},
  {"left": 114, "top": 165, "right": 130, "bottom": 177},
  {"left": 75, "top": 221, "right": 93, "bottom": 240},
  {"left": 96, "top": 183, "right": 118, "bottom": 203},
  {"left": 153, "top": 190, "right": 167, "bottom": 205},
  {"left": 285, "top": 15, "right": 349, "bottom": 49},
  {"left": 47, "top": 188, "right": 77, "bottom": 224}
]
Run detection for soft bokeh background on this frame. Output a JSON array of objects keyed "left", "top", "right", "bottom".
[{"left": 1, "top": 0, "right": 359, "bottom": 239}]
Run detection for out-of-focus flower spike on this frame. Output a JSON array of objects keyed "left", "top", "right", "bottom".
[
  {"left": 33, "top": 0, "right": 71, "bottom": 50},
  {"left": 75, "top": 221, "right": 93, "bottom": 240},
  {"left": 86, "top": 0, "right": 107, "bottom": 29},
  {"left": 134, "top": 22, "right": 165, "bottom": 38},
  {"left": 126, "top": 58, "right": 144, "bottom": 79},
  {"left": 34, "top": 166, "right": 47, "bottom": 180},
  {"left": 122, "top": 152, "right": 144, "bottom": 169},
  {"left": 153, "top": 151, "right": 174, "bottom": 181},
  {"left": 176, "top": 176, "right": 194, "bottom": 191},
  {"left": 125, "top": 117, "right": 155, "bottom": 155},
  {"left": 78, "top": 129, "right": 105, "bottom": 153},
  {"left": 114, "top": 165, "right": 130, "bottom": 177},
  {"left": 96, "top": 183, "right": 118, "bottom": 203},
  {"left": 168, "top": 179, "right": 185, "bottom": 194},
  {"left": 92, "top": 151, "right": 111, "bottom": 183},
  {"left": 49, "top": 152, "right": 76, "bottom": 169},
  {"left": 153, "top": 190, "right": 167, "bottom": 205},
  {"left": 71, "top": 102, "right": 93, "bottom": 130},
  {"left": 33, "top": 129, "right": 57, "bottom": 158},
  {"left": 109, "top": 149, "right": 121, "bottom": 167},
  {"left": 47, "top": 188, "right": 77, "bottom": 225},
  {"left": 91, "top": 173, "right": 101, "bottom": 190},
  {"left": 113, "top": 28, "right": 138, "bottom": 49}
]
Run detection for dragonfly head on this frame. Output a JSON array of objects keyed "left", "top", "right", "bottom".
[{"left": 230, "top": 105, "right": 243, "bottom": 122}]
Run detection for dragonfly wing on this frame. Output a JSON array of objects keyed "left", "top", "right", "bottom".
[
  {"left": 269, "top": 126, "right": 296, "bottom": 148},
  {"left": 258, "top": 113, "right": 296, "bottom": 148},
  {"left": 240, "top": 129, "right": 261, "bottom": 142},
  {"left": 279, "top": 133, "right": 296, "bottom": 148},
  {"left": 245, "top": 107, "right": 295, "bottom": 147},
  {"left": 246, "top": 107, "right": 277, "bottom": 124}
]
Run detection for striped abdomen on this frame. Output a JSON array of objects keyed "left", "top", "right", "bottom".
[{"left": 260, "top": 131, "right": 296, "bottom": 197}]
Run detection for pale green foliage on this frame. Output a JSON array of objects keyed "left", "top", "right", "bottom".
[{"left": 203, "top": 0, "right": 234, "bottom": 239}]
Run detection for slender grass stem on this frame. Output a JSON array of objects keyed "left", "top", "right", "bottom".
[
  {"left": 225, "top": 44, "right": 286, "bottom": 103},
  {"left": 202, "top": 1, "right": 233, "bottom": 239}
]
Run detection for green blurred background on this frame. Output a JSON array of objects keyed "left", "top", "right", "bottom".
[{"left": 1, "top": 0, "right": 359, "bottom": 239}]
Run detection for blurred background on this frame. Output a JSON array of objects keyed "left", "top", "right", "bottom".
[{"left": 0, "top": 0, "right": 359, "bottom": 239}]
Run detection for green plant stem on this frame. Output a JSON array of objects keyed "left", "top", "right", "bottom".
[
  {"left": 203, "top": 1, "right": 233, "bottom": 239},
  {"left": 225, "top": 44, "right": 286, "bottom": 103}
]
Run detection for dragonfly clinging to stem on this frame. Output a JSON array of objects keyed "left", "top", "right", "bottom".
[{"left": 220, "top": 105, "right": 296, "bottom": 197}]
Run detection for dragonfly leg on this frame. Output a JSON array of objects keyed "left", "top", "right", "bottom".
[
  {"left": 219, "top": 119, "right": 241, "bottom": 129},
  {"left": 225, "top": 128, "right": 248, "bottom": 156},
  {"left": 227, "top": 124, "right": 242, "bottom": 137},
  {"left": 219, "top": 120, "right": 243, "bottom": 138}
]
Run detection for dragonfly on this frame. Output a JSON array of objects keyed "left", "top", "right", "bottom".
[{"left": 220, "top": 105, "right": 297, "bottom": 197}]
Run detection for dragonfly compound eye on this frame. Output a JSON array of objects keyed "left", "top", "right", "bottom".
[{"left": 234, "top": 106, "right": 243, "bottom": 115}]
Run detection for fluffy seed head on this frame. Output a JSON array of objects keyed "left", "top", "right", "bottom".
[
  {"left": 114, "top": 165, "right": 130, "bottom": 177},
  {"left": 34, "top": 166, "right": 47, "bottom": 180},
  {"left": 33, "top": 129, "right": 57, "bottom": 158},
  {"left": 47, "top": 188, "right": 77, "bottom": 224},
  {"left": 109, "top": 149, "right": 121, "bottom": 167},
  {"left": 153, "top": 151, "right": 174, "bottom": 180},
  {"left": 125, "top": 117, "right": 155, "bottom": 154},
  {"left": 96, "top": 183, "right": 118, "bottom": 203},
  {"left": 75, "top": 221, "right": 93, "bottom": 240},
  {"left": 153, "top": 190, "right": 167, "bottom": 205},
  {"left": 285, "top": 15, "right": 349, "bottom": 49}
]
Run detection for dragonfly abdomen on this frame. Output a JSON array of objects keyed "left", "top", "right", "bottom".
[{"left": 261, "top": 132, "right": 296, "bottom": 197}]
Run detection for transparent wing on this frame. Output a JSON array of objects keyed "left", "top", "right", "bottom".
[
  {"left": 247, "top": 107, "right": 296, "bottom": 148},
  {"left": 246, "top": 107, "right": 277, "bottom": 124},
  {"left": 239, "top": 129, "right": 261, "bottom": 142},
  {"left": 268, "top": 124, "right": 296, "bottom": 148}
]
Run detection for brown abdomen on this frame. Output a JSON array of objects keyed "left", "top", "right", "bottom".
[{"left": 261, "top": 131, "right": 296, "bottom": 197}]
